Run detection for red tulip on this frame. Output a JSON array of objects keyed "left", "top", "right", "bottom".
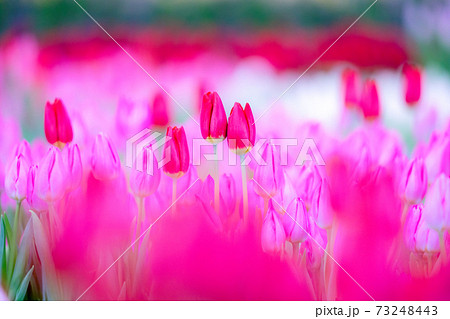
[
  {"left": 359, "top": 80, "right": 380, "bottom": 120},
  {"left": 227, "top": 102, "right": 255, "bottom": 155},
  {"left": 150, "top": 93, "right": 169, "bottom": 127},
  {"left": 162, "top": 126, "right": 189, "bottom": 178},
  {"left": 342, "top": 68, "right": 360, "bottom": 109},
  {"left": 402, "top": 63, "right": 421, "bottom": 106},
  {"left": 200, "top": 92, "right": 227, "bottom": 143},
  {"left": 44, "top": 98, "right": 73, "bottom": 146}
]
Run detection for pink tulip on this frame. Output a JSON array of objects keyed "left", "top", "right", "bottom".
[
  {"left": 11, "top": 139, "right": 32, "bottom": 165},
  {"left": 130, "top": 144, "right": 161, "bottom": 197},
  {"left": 425, "top": 134, "right": 450, "bottom": 183},
  {"left": 283, "top": 198, "right": 309, "bottom": 244},
  {"left": 44, "top": 98, "right": 73, "bottom": 145},
  {"left": 342, "top": 68, "right": 360, "bottom": 109},
  {"left": 91, "top": 133, "right": 121, "bottom": 181},
  {"left": 26, "top": 164, "right": 48, "bottom": 212},
  {"left": 404, "top": 204, "right": 440, "bottom": 253},
  {"left": 254, "top": 142, "right": 284, "bottom": 199},
  {"left": 200, "top": 91, "right": 227, "bottom": 143},
  {"left": 400, "top": 157, "right": 427, "bottom": 203},
  {"left": 219, "top": 173, "right": 236, "bottom": 217},
  {"left": 4, "top": 154, "right": 29, "bottom": 201},
  {"left": 261, "top": 200, "right": 286, "bottom": 253},
  {"left": 301, "top": 217, "right": 327, "bottom": 270},
  {"left": 62, "top": 143, "right": 82, "bottom": 191},
  {"left": 36, "top": 147, "right": 66, "bottom": 202},
  {"left": 359, "top": 79, "right": 380, "bottom": 120},
  {"left": 162, "top": 126, "right": 189, "bottom": 178},
  {"left": 227, "top": 102, "right": 256, "bottom": 155},
  {"left": 402, "top": 63, "right": 421, "bottom": 106},
  {"left": 311, "top": 178, "right": 333, "bottom": 229},
  {"left": 423, "top": 174, "right": 450, "bottom": 232},
  {"left": 295, "top": 163, "right": 321, "bottom": 207},
  {"left": 150, "top": 93, "right": 169, "bottom": 127}
]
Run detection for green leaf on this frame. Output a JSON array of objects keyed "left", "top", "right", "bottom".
[
  {"left": 31, "top": 212, "right": 57, "bottom": 300},
  {"left": 9, "top": 219, "right": 33, "bottom": 297},
  {"left": 2, "top": 214, "right": 12, "bottom": 247},
  {"left": 0, "top": 216, "right": 5, "bottom": 282},
  {"left": 14, "top": 266, "right": 34, "bottom": 301}
]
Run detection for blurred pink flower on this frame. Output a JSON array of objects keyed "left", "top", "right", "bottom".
[{"left": 91, "top": 133, "right": 121, "bottom": 181}]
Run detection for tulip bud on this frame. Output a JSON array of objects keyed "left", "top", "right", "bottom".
[
  {"left": 36, "top": 147, "right": 66, "bottom": 202},
  {"left": 423, "top": 174, "right": 450, "bottom": 232},
  {"left": 342, "top": 68, "right": 360, "bottom": 109},
  {"left": 261, "top": 200, "right": 286, "bottom": 253},
  {"left": 400, "top": 157, "right": 427, "bottom": 203},
  {"left": 130, "top": 144, "right": 161, "bottom": 198},
  {"left": 91, "top": 133, "right": 121, "bottom": 181},
  {"left": 254, "top": 143, "right": 284, "bottom": 199},
  {"left": 162, "top": 126, "right": 189, "bottom": 178},
  {"left": 219, "top": 173, "right": 236, "bottom": 217},
  {"left": 62, "top": 144, "right": 82, "bottom": 191},
  {"left": 150, "top": 93, "right": 169, "bottom": 127},
  {"left": 27, "top": 164, "right": 48, "bottom": 212},
  {"left": 11, "top": 140, "right": 32, "bottom": 165},
  {"left": 5, "top": 154, "right": 29, "bottom": 202},
  {"left": 200, "top": 92, "right": 227, "bottom": 143},
  {"left": 404, "top": 204, "right": 440, "bottom": 253},
  {"left": 295, "top": 163, "right": 321, "bottom": 207},
  {"left": 283, "top": 198, "right": 309, "bottom": 244},
  {"left": 227, "top": 102, "right": 256, "bottom": 155},
  {"left": 302, "top": 218, "right": 327, "bottom": 270},
  {"left": 311, "top": 178, "right": 333, "bottom": 229},
  {"left": 44, "top": 98, "right": 73, "bottom": 146},
  {"left": 425, "top": 136, "right": 450, "bottom": 183},
  {"left": 402, "top": 63, "right": 421, "bottom": 106},
  {"left": 360, "top": 80, "right": 380, "bottom": 120}
]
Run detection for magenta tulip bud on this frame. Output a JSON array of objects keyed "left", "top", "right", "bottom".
[
  {"left": 400, "top": 157, "right": 427, "bottom": 203},
  {"left": 162, "top": 126, "right": 189, "bottom": 179},
  {"left": 283, "top": 198, "right": 309, "bottom": 244},
  {"left": 200, "top": 91, "right": 227, "bottom": 143},
  {"left": 342, "top": 68, "right": 360, "bottom": 109},
  {"left": 423, "top": 174, "right": 450, "bottom": 232},
  {"left": 254, "top": 143, "right": 284, "bottom": 199},
  {"left": 36, "top": 147, "right": 66, "bottom": 202},
  {"left": 62, "top": 143, "right": 82, "bottom": 191},
  {"left": 402, "top": 63, "right": 421, "bottom": 106},
  {"left": 44, "top": 98, "right": 73, "bottom": 146},
  {"left": 261, "top": 200, "right": 286, "bottom": 253},
  {"left": 311, "top": 178, "right": 333, "bottom": 229},
  {"left": 150, "top": 93, "right": 169, "bottom": 127},
  {"left": 91, "top": 133, "right": 121, "bottom": 181},
  {"left": 302, "top": 219, "right": 327, "bottom": 270},
  {"left": 27, "top": 164, "right": 48, "bottom": 212},
  {"left": 227, "top": 102, "right": 256, "bottom": 155},
  {"left": 5, "top": 154, "right": 29, "bottom": 202},
  {"left": 130, "top": 144, "right": 161, "bottom": 198},
  {"left": 219, "top": 173, "right": 236, "bottom": 217},
  {"left": 404, "top": 204, "right": 440, "bottom": 253},
  {"left": 360, "top": 79, "right": 380, "bottom": 120}
]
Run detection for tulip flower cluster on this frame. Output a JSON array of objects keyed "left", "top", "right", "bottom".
[{"left": 0, "top": 35, "right": 450, "bottom": 301}]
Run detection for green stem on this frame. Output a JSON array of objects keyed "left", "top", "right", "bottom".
[
  {"left": 240, "top": 155, "right": 248, "bottom": 226},
  {"left": 439, "top": 231, "right": 447, "bottom": 264},
  {"left": 214, "top": 144, "right": 220, "bottom": 215},
  {"left": 7, "top": 201, "right": 22, "bottom": 283}
]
